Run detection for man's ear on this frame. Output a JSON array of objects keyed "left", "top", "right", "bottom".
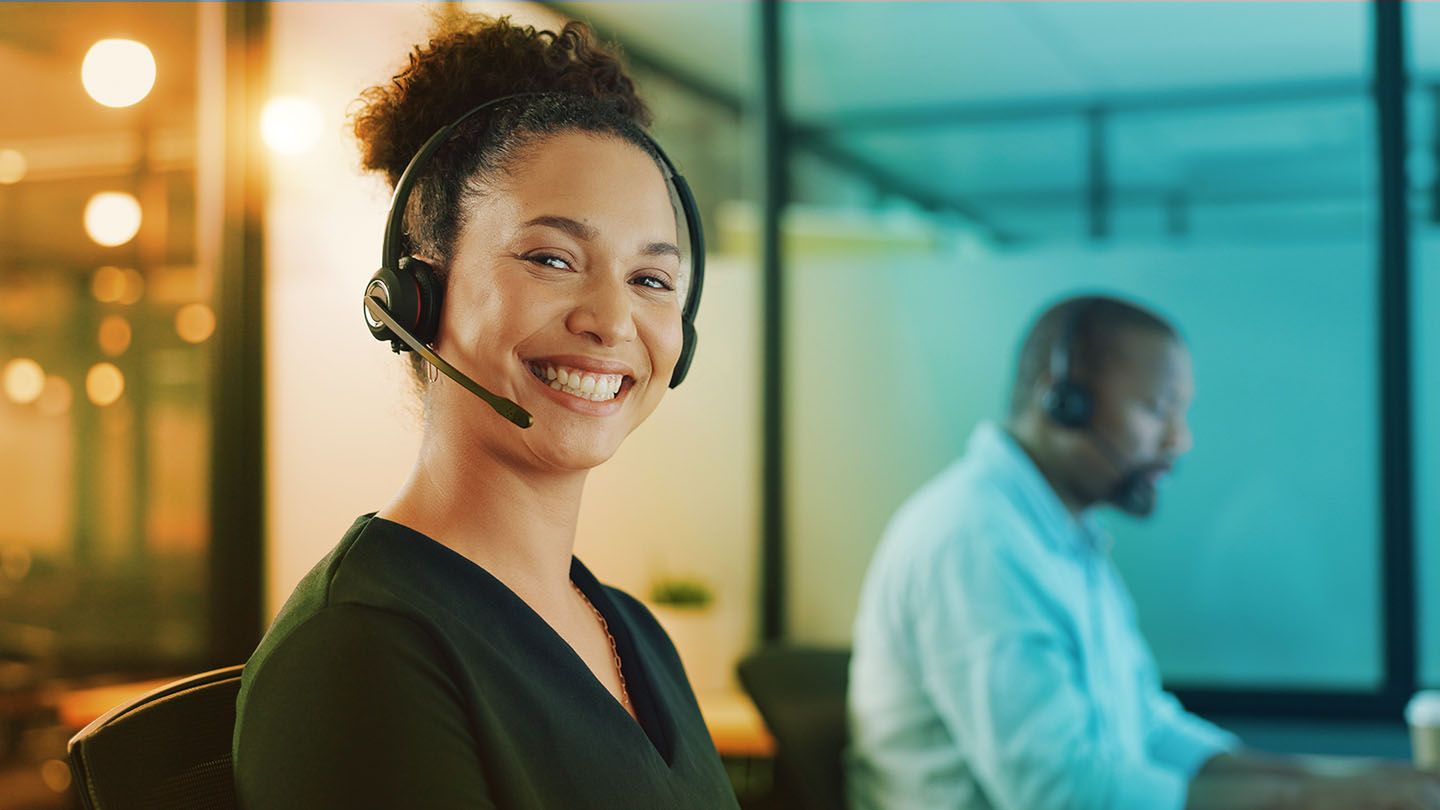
[{"left": 1031, "top": 369, "right": 1056, "bottom": 408}]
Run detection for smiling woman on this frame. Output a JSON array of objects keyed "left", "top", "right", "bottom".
[{"left": 231, "top": 14, "right": 734, "bottom": 810}]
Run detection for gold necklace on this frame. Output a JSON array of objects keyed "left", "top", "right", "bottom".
[{"left": 572, "top": 581, "right": 630, "bottom": 706}]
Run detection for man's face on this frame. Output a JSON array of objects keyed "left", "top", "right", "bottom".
[{"left": 1083, "top": 327, "right": 1194, "bottom": 517}]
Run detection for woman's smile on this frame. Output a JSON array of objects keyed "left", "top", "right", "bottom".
[{"left": 524, "top": 355, "right": 638, "bottom": 412}]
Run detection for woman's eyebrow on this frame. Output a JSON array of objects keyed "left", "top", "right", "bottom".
[
  {"left": 524, "top": 215, "right": 679, "bottom": 259},
  {"left": 524, "top": 215, "right": 597, "bottom": 241},
  {"left": 641, "top": 241, "right": 680, "bottom": 258}
]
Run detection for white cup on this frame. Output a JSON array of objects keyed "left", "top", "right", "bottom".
[{"left": 1406, "top": 691, "right": 1440, "bottom": 771}]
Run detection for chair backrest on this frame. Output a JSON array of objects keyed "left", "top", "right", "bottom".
[
  {"left": 737, "top": 646, "right": 851, "bottom": 810},
  {"left": 67, "top": 665, "right": 243, "bottom": 810}
]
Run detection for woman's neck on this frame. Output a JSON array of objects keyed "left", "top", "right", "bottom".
[{"left": 377, "top": 426, "right": 588, "bottom": 609}]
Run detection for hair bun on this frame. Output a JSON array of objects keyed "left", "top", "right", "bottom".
[{"left": 353, "top": 15, "right": 651, "bottom": 188}]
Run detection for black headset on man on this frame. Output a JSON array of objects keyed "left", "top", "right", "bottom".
[
  {"left": 362, "top": 93, "right": 705, "bottom": 430},
  {"left": 1041, "top": 298, "right": 1158, "bottom": 515}
]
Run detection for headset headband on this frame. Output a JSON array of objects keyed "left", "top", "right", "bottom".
[{"left": 380, "top": 92, "right": 705, "bottom": 326}]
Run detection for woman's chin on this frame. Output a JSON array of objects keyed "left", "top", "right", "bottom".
[{"left": 526, "top": 431, "right": 624, "bottom": 473}]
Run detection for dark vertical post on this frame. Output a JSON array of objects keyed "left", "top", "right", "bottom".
[
  {"left": 208, "top": 1, "right": 267, "bottom": 667},
  {"left": 1430, "top": 83, "right": 1440, "bottom": 224},
  {"left": 759, "top": 0, "right": 788, "bottom": 642},
  {"left": 1086, "top": 106, "right": 1109, "bottom": 241},
  {"left": 1373, "top": 0, "right": 1416, "bottom": 703}
]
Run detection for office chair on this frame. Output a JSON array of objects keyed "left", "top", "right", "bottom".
[
  {"left": 67, "top": 664, "right": 243, "bottom": 810},
  {"left": 737, "top": 646, "right": 851, "bottom": 810}
]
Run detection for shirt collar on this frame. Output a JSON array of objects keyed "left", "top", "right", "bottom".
[{"left": 966, "top": 420, "right": 1113, "bottom": 556}]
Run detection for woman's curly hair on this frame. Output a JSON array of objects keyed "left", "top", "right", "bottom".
[
  {"left": 350, "top": 15, "right": 660, "bottom": 387},
  {"left": 353, "top": 15, "right": 651, "bottom": 190}
]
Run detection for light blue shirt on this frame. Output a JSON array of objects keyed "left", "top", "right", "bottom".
[{"left": 847, "top": 422, "right": 1238, "bottom": 810}]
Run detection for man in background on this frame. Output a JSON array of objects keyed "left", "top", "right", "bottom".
[{"left": 846, "top": 294, "right": 1440, "bottom": 810}]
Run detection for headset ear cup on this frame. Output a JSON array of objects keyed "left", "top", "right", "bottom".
[
  {"left": 403, "top": 256, "right": 444, "bottom": 345},
  {"left": 1043, "top": 380, "right": 1093, "bottom": 429},
  {"left": 364, "top": 265, "right": 406, "bottom": 344},
  {"left": 669, "top": 320, "right": 697, "bottom": 388}
]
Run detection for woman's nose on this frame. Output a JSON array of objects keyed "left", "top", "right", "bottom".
[{"left": 565, "top": 274, "right": 637, "bottom": 347}]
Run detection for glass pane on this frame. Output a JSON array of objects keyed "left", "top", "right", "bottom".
[
  {"left": 0, "top": 3, "right": 223, "bottom": 803},
  {"left": 1407, "top": 0, "right": 1440, "bottom": 688},
  {"left": 785, "top": 1, "right": 1381, "bottom": 690}
]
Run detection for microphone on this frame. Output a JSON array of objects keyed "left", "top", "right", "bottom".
[
  {"left": 1082, "top": 427, "right": 1133, "bottom": 477},
  {"left": 1081, "top": 427, "right": 1163, "bottom": 516},
  {"left": 364, "top": 296, "right": 534, "bottom": 429}
]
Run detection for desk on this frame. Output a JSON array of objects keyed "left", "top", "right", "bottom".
[
  {"left": 696, "top": 689, "right": 775, "bottom": 758},
  {"left": 53, "top": 677, "right": 172, "bottom": 730}
]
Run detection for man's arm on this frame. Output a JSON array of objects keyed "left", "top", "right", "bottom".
[{"left": 912, "top": 535, "right": 1195, "bottom": 810}]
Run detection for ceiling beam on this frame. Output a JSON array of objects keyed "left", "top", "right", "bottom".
[
  {"left": 795, "top": 76, "right": 1373, "bottom": 133},
  {"left": 798, "top": 132, "right": 1016, "bottom": 244}
]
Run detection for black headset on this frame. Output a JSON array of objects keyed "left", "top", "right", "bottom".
[
  {"left": 1041, "top": 299, "right": 1097, "bottom": 430},
  {"left": 362, "top": 92, "right": 705, "bottom": 429}
]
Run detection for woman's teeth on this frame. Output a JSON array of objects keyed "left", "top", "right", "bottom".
[{"left": 531, "top": 363, "right": 623, "bottom": 402}]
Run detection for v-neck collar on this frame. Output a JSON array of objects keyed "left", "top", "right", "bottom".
[
  {"left": 569, "top": 559, "right": 676, "bottom": 763},
  {"left": 359, "top": 516, "right": 677, "bottom": 763}
]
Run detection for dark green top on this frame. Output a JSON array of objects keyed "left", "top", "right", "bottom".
[{"left": 233, "top": 514, "right": 738, "bottom": 809}]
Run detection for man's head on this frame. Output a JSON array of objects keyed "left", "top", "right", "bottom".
[{"left": 1007, "top": 295, "right": 1193, "bottom": 518}]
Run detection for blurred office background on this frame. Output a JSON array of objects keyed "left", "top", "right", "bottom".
[{"left": 2, "top": 0, "right": 1440, "bottom": 806}]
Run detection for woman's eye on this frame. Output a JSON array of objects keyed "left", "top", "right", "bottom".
[
  {"left": 632, "top": 274, "right": 674, "bottom": 291},
  {"left": 528, "top": 254, "right": 571, "bottom": 271}
]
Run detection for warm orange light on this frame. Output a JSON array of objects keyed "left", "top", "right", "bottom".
[
  {"left": 36, "top": 376, "right": 73, "bottom": 416},
  {"left": 175, "top": 303, "right": 216, "bottom": 343},
  {"left": 2, "top": 358, "right": 45, "bottom": 404},
  {"left": 0, "top": 544, "right": 32, "bottom": 581},
  {"left": 92, "top": 266, "right": 126, "bottom": 302},
  {"left": 0, "top": 149, "right": 25, "bottom": 184},
  {"left": 82, "top": 39, "right": 156, "bottom": 108},
  {"left": 40, "top": 759, "right": 71, "bottom": 793},
  {"left": 84, "top": 192, "right": 143, "bottom": 247},
  {"left": 117, "top": 268, "right": 145, "bottom": 305},
  {"left": 86, "top": 362, "right": 125, "bottom": 406},
  {"left": 261, "top": 96, "right": 323, "bottom": 155},
  {"left": 98, "top": 315, "right": 132, "bottom": 355}
]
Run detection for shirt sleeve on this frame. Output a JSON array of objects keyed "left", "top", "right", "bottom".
[
  {"left": 234, "top": 604, "right": 496, "bottom": 810},
  {"left": 911, "top": 530, "right": 1192, "bottom": 810}
]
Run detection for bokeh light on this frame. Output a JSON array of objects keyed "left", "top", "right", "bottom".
[
  {"left": 175, "top": 303, "right": 216, "bottom": 343},
  {"left": 85, "top": 363, "right": 125, "bottom": 406},
  {"left": 40, "top": 759, "right": 71, "bottom": 793},
  {"left": 117, "top": 267, "right": 145, "bottom": 305},
  {"left": 84, "top": 192, "right": 143, "bottom": 247},
  {"left": 2, "top": 358, "right": 45, "bottom": 404},
  {"left": 0, "top": 149, "right": 25, "bottom": 184},
  {"left": 98, "top": 315, "right": 132, "bottom": 356},
  {"left": 92, "top": 266, "right": 126, "bottom": 302},
  {"left": 81, "top": 39, "right": 156, "bottom": 108},
  {"left": 36, "top": 376, "right": 73, "bottom": 417},
  {"left": 261, "top": 96, "right": 323, "bottom": 155}
]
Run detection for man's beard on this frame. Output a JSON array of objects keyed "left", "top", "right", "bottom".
[{"left": 1110, "top": 467, "right": 1161, "bottom": 517}]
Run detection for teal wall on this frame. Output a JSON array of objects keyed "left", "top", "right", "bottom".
[{"left": 788, "top": 238, "right": 1384, "bottom": 690}]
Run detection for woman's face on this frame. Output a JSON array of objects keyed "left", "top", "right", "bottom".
[{"left": 430, "top": 131, "right": 685, "bottom": 472}]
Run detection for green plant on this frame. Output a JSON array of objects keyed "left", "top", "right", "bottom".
[{"left": 649, "top": 577, "right": 713, "bottom": 609}]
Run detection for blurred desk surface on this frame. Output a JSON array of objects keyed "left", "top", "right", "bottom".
[
  {"left": 52, "top": 677, "right": 172, "bottom": 729},
  {"left": 696, "top": 689, "right": 775, "bottom": 758},
  {"left": 53, "top": 677, "right": 776, "bottom": 758}
]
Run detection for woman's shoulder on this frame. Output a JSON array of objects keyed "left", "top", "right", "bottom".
[{"left": 238, "top": 515, "right": 460, "bottom": 706}]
